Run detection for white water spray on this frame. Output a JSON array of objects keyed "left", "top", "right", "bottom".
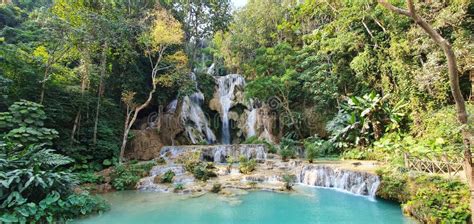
[{"left": 216, "top": 74, "right": 245, "bottom": 144}]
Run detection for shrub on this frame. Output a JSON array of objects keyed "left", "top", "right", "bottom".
[
  {"left": 192, "top": 163, "right": 217, "bottom": 181},
  {"left": 411, "top": 105, "right": 474, "bottom": 147},
  {"left": 173, "top": 183, "right": 184, "bottom": 192},
  {"left": 341, "top": 148, "right": 368, "bottom": 160},
  {"left": 0, "top": 143, "right": 108, "bottom": 223},
  {"left": 182, "top": 151, "right": 202, "bottom": 173},
  {"left": 211, "top": 183, "right": 222, "bottom": 193},
  {"left": 77, "top": 172, "right": 105, "bottom": 184},
  {"left": 327, "top": 93, "right": 407, "bottom": 148},
  {"left": 238, "top": 156, "right": 256, "bottom": 174},
  {"left": 377, "top": 169, "right": 470, "bottom": 223},
  {"left": 279, "top": 137, "right": 297, "bottom": 161},
  {"left": 160, "top": 170, "right": 175, "bottom": 183},
  {"left": 303, "top": 136, "right": 336, "bottom": 162},
  {"left": 226, "top": 156, "right": 236, "bottom": 173},
  {"left": 243, "top": 136, "right": 277, "bottom": 153},
  {"left": 0, "top": 100, "right": 58, "bottom": 145},
  {"left": 282, "top": 174, "right": 296, "bottom": 190},
  {"left": 111, "top": 162, "right": 154, "bottom": 190}
]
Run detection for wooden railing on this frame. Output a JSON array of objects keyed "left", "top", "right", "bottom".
[{"left": 404, "top": 152, "right": 464, "bottom": 176}]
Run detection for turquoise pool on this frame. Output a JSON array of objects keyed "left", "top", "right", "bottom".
[{"left": 78, "top": 187, "right": 414, "bottom": 224}]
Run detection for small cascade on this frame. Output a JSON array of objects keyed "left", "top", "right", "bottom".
[
  {"left": 207, "top": 63, "right": 216, "bottom": 76},
  {"left": 137, "top": 164, "right": 194, "bottom": 192},
  {"left": 158, "top": 144, "right": 267, "bottom": 163},
  {"left": 216, "top": 74, "right": 245, "bottom": 144},
  {"left": 297, "top": 165, "right": 380, "bottom": 198},
  {"left": 246, "top": 107, "right": 257, "bottom": 137}
]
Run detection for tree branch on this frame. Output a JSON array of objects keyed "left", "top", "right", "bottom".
[{"left": 378, "top": 0, "right": 411, "bottom": 17}]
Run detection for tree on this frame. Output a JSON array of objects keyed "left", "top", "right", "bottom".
[
  {"left": 118, "top": 7, "right": 184, "bottom": 163},
  {"left": 212, "top": 0, "right": 286, "bottom": 75},
  {"left": 378, "top": 0, "right": 472, "bottom": 218}
]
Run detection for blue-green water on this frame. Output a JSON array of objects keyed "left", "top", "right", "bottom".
[{"left": 78, "top": 187, "right": 414, "bottom": 224}]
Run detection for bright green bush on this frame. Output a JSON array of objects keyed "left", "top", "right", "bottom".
[
  {"left": 192, "top": 162, "right": 217, "bottom": 181},
  {"left": 327, "top": 93, "right": 407, "bottom": 148},
  {"left": 238, "top": 156, "right": 256, "bottom": 174},
  {"left": 111, "top": 162, "right": 154, "bottom": 190},
  {"left": 160, "top": 170, "right": 175, "bottom": 183},
  {"left": 243, "top": 136, "right": 277, "bottom": 153},
  {"left": 173, "top": 183, "right": 184, "bottom": 192},
  {"left": 377, "top": 169, "right": 470, "bottom": 223},
  {"left": 411, "top": 104, "right": 473, "bottom": 151},
  {"left": 279, "top": 137, "right": 298, "bottom": 161},
  {"left": 77, "top": 172, "right": 105, "bottom": 184},
  {"left": 0, "top": 100, "right": 58, "bottom": 145},
  {"left": 282, "top": 174, "right": 296, "bottom": 190},
  {"left": 0, "top": 143, "right": 108, "bottom": 223},
  {"left": 182, "top": 151, "right": 202, "bottom": 173},
  {"left": 303, "top": 136, "right": 336, "bottom": 162}
]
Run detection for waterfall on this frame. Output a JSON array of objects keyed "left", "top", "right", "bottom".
[
  {"left": 207, "top": 63, "right": 215, "bottom": 76},
  {"left": 297, "top": 165, "right": 380, "bottom": 198},
  {"left": 216, "top": 74, "right": 245, "bottom": 144},
  {"left": 159, "top": 144, "right": 267, "bottom": 163},
  {"left": 247, "top": 107, "right": 257, "bottom": 137},
  {"left": 166, "top": 73, "right": 216, "bottom": 144}
]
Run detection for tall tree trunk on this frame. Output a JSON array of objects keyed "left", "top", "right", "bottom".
[
  {"left": 120, "top": 106, "right": 133, "bottom": 162},
  {"left": 119, "top": 46, "right": 167, "bottom": 163},
  {"left": 39, "top": 62, "right": 52, "bottom": 105},
  {"left": 379, "top": 0, "right": 472, "bottom": 219},
  {"left": 39, "top": 46, "right": 69, "bottom": 104},
  {"left": 470, "top": 70, "right": 474, "bottom": 101},
  {"left": 119, "top": 86, "right": 157, "bottom": 163},
  {"left": 71, "top": 50, "right": 90, "bottom": 145},
  {"left": 93, "top": 42, "right": 108, "bottom": 145}
]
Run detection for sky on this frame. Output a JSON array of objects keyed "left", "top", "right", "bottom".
[{"left": 232, "top": 0, "right": 248, "bottom": 8}]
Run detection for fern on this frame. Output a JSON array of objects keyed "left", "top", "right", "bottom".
[{"left": 30, "top": 149, "right": 74, "bottom": 167}]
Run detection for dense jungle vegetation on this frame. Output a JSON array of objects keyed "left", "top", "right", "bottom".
[{"left": 0, "top": 0, "right": 473, "bottom": 223}]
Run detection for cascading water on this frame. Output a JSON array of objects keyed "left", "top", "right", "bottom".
[
  {"left": 207, "top": 63, "right": 216, "bottom": 76},
  {"left": 247, "top": 107, "right": 257, "bottom": 137},
  {"left": 166, "top": 73, "right": 216, "bottom": 144},
  {"left": 158, "top": 144, "right": 267, "bottom": 163},
  {"left": 216, "top": 74, "right": 245, "bottom": 144},
  {"left": 297, "top": 165, "right": 380, "bottom": 198}
]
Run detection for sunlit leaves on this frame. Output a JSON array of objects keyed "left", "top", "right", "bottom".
[{"left": 141, "top": 7, "right": 184, "bottom": 55}]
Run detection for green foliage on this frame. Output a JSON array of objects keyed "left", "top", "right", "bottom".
[
  {"left": 0, "top": 191, "right": 109, "bottom": 223},
  {"left": 243, "top": 136, "right": 277, "bottom": 153},
  {"left": 182, "top": 151, "right": 202, "bottom": 173},
  {"left": 192, "top": 162, "right": 217, "bottom": 181},
  {"left": 238, "top": 156, "right": 256, "bottom": 174},
  {"left": 411, "top": 104, "right": 474, "bottom": 148},
  {"left": 160, "top": 170, "right": 175, "bottom": 183},
  {"left": 0, "top": 143, "right": 108, "bottom": 222},
  {"left": 303, "top": 136, "right": 336, "bottom": 162},
  {"left": 278, "top": 137, "right": 298, "bottom": 161},
  {"left": 377, "top": 170, "right": 470, "bottom": 223},
  {"left": 0, "top": 100, "right": 58, "bottom": 145},
  {"left": 210, "top": 183, "right": 222, "bottom": 193},
  {"left": 182, "top": 153, "right": 217, "bottom": 181},
  {"left": 77, "top": 172, "right": 105, "bottom": 185},
  {"left": 282, "top": 173, "right": 296, "bottom": 191},
  {"left": 327, "top": 92, "right": 406, "bottom": 148},
  {"left": 110, "top": 162, "right": 154, "bottom": 190},
  {"left": 341, "top": 148, "right": 370, "bottom": 160},
  {"left": 173, "top": 183, "right": 184, "bottom": 192}
]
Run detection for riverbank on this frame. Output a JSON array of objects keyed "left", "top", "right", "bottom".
[{"left": 81, "top": 144, "right": 470, "bottom": 223}]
